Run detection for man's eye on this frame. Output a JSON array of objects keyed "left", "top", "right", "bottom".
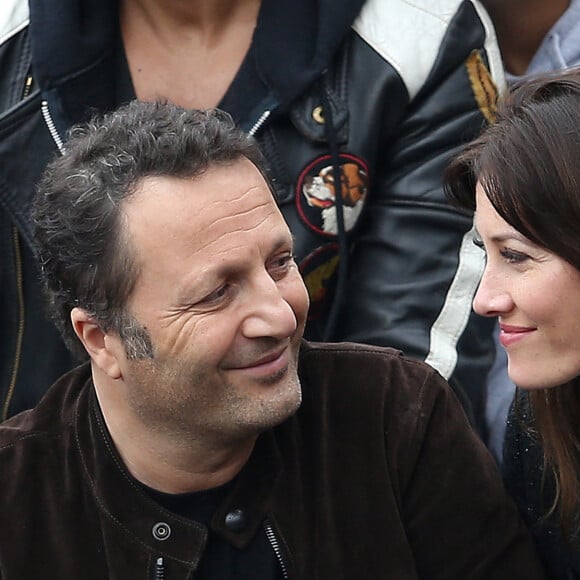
[
  {"left": 268, "top": 254, "right": 295, "bottom": 279},
  {"left": 201, "top": 284, "right": 230, "bottom": 305},
  {"left": 500, "top": 248, "right": 528, "bottom": 264}
]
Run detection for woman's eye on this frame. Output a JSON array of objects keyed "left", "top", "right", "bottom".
[{"left": 500, "top": 248, "right": 528, "bottom": 264}]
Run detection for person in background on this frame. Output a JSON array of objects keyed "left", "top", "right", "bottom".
[
  {"left": 0, "top": 99, "right": 547, "bottom": 579},
  {"left": 482, "top": 0, "right": 580, "bottom": 79},
  {"left": 0, "top": 0, "right": 503, "bottom": 435},
  {"left": 446, "top": 70, "right": 580, "bottom": 579},
  {"left": 480, "top": 0, "right": 580, "bottom": 463}
]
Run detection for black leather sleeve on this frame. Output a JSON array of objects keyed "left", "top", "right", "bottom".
[{"left": 334, "top": 1, "right": 500, "bottom": 432}]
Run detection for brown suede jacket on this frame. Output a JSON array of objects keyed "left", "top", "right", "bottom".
[{"left": 0, "top": 341, "right": 546, "bottom": 579}]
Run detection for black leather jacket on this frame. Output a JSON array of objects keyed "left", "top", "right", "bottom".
[{"left": 0, "top": 0, "right": 502, "bottom": 427}]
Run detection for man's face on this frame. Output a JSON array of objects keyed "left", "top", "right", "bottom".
[{"left": 117, "top": 159, "right": 309, "bottom": 443}]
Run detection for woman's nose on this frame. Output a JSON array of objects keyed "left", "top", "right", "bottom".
[{"left": 472, "top": 267, "right": 514, "bottom": 318}]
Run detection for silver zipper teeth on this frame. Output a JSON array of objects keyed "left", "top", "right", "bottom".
[
  {"left": 248, "top": 110, "right": 271, "bottom": 136},
  {"left": 264, "top": 520, "right": 289, "bottom": 579},
  {"left": 41, "top": 100, "right": 65, "bottom": 154}
]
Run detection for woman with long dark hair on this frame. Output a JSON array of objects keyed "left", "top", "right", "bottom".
[{"left": 446, "top": 69, "right": 580, "bottom": 579}]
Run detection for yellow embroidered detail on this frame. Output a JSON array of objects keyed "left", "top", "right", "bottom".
[
  {"left": 466, "top": 50, "right": 498, "bottom": 124},
  {"left": 304, "top": 255, "right": 340, "bottom": 303}
]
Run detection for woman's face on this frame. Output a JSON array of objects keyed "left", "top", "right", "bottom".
[{"left": 473, "top": 183, "right": 580, "bottom": 389}]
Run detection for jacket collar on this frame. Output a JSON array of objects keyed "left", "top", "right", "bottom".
[{"left": 72, "top": 365, "right": 284, "bottom": 565}]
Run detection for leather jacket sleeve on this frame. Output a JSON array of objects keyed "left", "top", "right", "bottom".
[
  {"left": 392, "top": 367, "right": 546, "bottom": 578},
  {"left": 332, "top": 1, "right": 503, "bottom": 432}
]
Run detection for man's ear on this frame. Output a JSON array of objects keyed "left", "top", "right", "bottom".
[{"left": 70, "top": 307, "right": 123, "bottom": 380}]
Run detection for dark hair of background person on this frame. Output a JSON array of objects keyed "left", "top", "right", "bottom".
[
  {"left": 445, "top": 69, "right": 580, "bottom": 535},
  {"left": 32, "top": 101, "right": 268, "bottom": 361}
]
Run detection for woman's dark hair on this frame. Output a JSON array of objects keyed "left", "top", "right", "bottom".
[
  {"left": 33, "top": 101, "right": 269, "bottom": 360},
  {"left": 445, "top": 69, "right": 580, "bottom": 534}
]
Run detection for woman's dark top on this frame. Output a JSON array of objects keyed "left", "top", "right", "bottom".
[{"left": 503, "top": 392, "right": 580, "bottom": 579}]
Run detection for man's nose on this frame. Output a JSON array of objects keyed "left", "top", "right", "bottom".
[{"left": 241, "top": 274, "right": 298, "bottom": 340}]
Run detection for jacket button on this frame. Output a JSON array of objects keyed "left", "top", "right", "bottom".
[
  {"left": 152, "top": 522, "right": 171, "bottom": 541},
  {"left": 312, "top": 105, "right": 325, "bottom": 124},
  {"left": 225, "top": 509, "right": 246, "bottom": 532}
]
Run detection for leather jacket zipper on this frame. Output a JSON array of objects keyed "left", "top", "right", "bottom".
[
  {"left": 41, "top": 100, "right": 65, "bottom": 153},
  {"left": 248, "top": 110, "right": 271, "bottom": 136},
  {"left": 3, "top": 99, "right": 65, "bottom": 418},
  {"left": 3, "top": 228, "right": 25, "bottom": 420},
  {"left": 264, "top": 520, "right": 289, "bottom": 579},
  {"left": 3, "top": 74, "right": 35, "bottom": 419}
]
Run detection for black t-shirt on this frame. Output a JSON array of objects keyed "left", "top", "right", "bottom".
[
  {"left": 113, "top": 23, "right": 271, "bottom": 128},
  {"left": 142, "top": 479, "right": 283, "bottom": 580}
]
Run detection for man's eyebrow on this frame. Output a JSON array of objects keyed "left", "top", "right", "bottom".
[{"left": 274, "top": 234, "right": 295, "bottom": 253}]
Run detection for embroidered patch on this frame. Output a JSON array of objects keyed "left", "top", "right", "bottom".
[
  {"left": 296, "top": 154, "right": 369, "bottom": 237},
  {"left": 299, "top": 244, "right": 339, "bottom": 321},
  {"left": 466, "top": 50, "right": 498, "bottom": 124}
]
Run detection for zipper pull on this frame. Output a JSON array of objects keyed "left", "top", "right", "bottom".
[
  {"left": 153, "top": 556, "right": 165, "bottom": 579},
  {"left": 22, "top": 74, "right": 33, "bottom": 99}
]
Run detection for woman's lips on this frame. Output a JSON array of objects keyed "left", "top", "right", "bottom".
[{"left": 498, "top": 323, "right": 536, "bottom": 348}]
